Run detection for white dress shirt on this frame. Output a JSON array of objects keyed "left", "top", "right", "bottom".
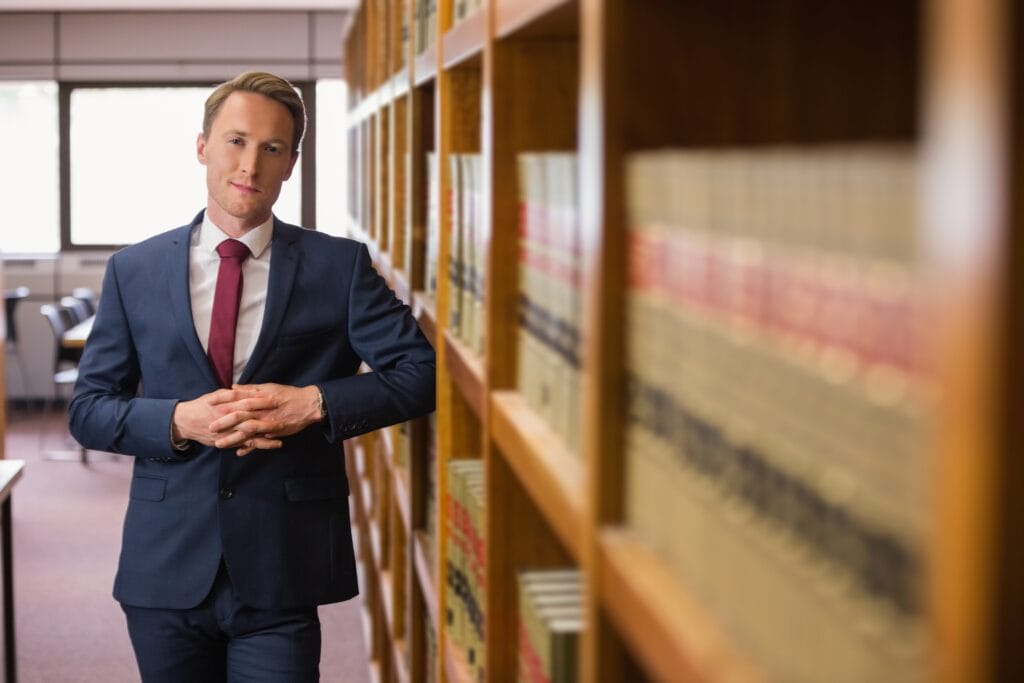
[{"left": 189, "top": 214, "right": 273, "bottom": 384}]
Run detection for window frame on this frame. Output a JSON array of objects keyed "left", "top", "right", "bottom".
[{"left": 59, "top": 80, "right": 317, "bottom": 252}]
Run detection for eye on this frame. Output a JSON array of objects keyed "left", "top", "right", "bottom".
[
  {"left": 264, "top": 144, "right": 282, "bottom": 154},
  {"left": 228, "top": 137, "right": 244, "bottom": 146}
]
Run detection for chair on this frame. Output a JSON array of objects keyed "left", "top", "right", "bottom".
[
  {"left": 40, "top": 304, "right": 88, "bottom": 463},
  {"left": 4, "top": 286, "right": 30, "bottom": 396},
  {"left": 71, "top": 287, "right": 97, "bottom": 317},
  {"left": 60, "top": 296, "right": 91, "bottom": 326}
]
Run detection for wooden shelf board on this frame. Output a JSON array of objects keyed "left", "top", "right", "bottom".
[
  {"left": 378, "top": 423, "right": 394, "bottom": 462},
  {"left": 490, "top": 390, "right": 585, "bottom": 561},
  {"left": 413, "top": 291, "right": 438, "bottom": 348},
  {"left": 380, "top": 568, "right": 395, "bottom": 635},
  {"left": 353, "top": 441, "right": 368, "bottom": 479},
  {"left": 367, "top": 660, "right": 381, "bottom": 683},
  {"left": 598, "top": 529, "right": 763, "bottom": 683},
  {"left": 388, "top": 68, "right": 409, "bottom": 100},
  {"left": 361, "top": 477, "right": 375, "bottom": 523},
  {"left": 444, "top": 639, "right": 474, "bottom": 683},
  {"left": 443, "top": 8, "right": 485, "bottom": 71},
  {"left": 413, "top": 42, "right": 438, "bottom": 87},
  {"left": 348, "top": 87, "right": 383, "bottom": 128},
  {"left": 413, "top": 530, "right": 439, "bottom": 629},
  {"left": 390, "top": 266, "right": 412, "bottom": 305},
  {"left": 393, "top": 465, "right": 412, "bottom": 535},
  {"left": 374, "top": 250, "right": 393, "bottom": 285},
  {"left": 368, "top": 515, "right": 384, "bottom": 573},
  {"left": 495, "top": 0, "right": 578, "bottom": 39},
  {"left": 443, "top": 329, "right": 486, "bottom": 421},
  {"left": 392, "top": 637, "right": 411, "bottom": 683}
]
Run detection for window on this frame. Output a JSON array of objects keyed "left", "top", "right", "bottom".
[
  {"left": 0, "top": 81, "right": 60, "bottom": 254},
  {"left": 67, "top": 85, "right": 302, "bottom": 248},
  {"left": 316, "top": 79, "right": 348, "bottom": 237}
]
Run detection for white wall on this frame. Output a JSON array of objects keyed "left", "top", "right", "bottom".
[{"left": 0, "top": 10, "right": 349, "bottom": 81}]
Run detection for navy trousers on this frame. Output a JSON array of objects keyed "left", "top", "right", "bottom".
[{"left": 121, "top": 562, "right": 321, "bottom": 682}]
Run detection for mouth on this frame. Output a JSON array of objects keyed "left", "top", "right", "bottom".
[{"left": 231, "top": 182, "right": 260, "bottom": 194}]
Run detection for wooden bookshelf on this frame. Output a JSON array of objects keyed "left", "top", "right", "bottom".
[
  {"left": 442, "top": 8, "right": 485, "bottom": 70},
  {"left": 490, "top": 390, "right": 584, "bottom": 560},
  {"left": 442, "top": 330, "right": 485, "bottom": 421},
  {"left": 343, "top": 0, "right": 1024, "bottom": 681}
]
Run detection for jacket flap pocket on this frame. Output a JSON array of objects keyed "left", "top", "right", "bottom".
[
  {"left": 285, "top": 477, "right": 343, "bottom": 502},
  {"left": 130, "top": 476, "right": 167, "bottom": 502}
]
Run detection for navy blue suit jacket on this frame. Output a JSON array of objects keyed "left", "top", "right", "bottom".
[{"left": 69, "top": 213, "right": 435, "bottom": 610}]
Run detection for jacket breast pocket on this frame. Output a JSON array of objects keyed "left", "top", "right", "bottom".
[
  {"left": 284, "top": 477, "right": 346, "bottom": 502},
  {"left": 129, "top": 475, "right": 167, "bottom": 502}
]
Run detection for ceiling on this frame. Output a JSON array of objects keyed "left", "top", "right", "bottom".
[{"left": 0, "top": 0, "right": 356, "bottom": 9}]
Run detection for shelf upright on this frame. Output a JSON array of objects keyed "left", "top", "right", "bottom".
[
  {"left": 576, "top": 0, "right": 632, "bottom": 680},
  {"left": 481, "top": 2, "right": 581, "bottom": 681},
  {"left": 924, "top": 0, "right": 1022, "bottom": 680}
]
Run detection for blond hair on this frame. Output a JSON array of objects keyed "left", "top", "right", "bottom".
[{"left": 203, "top": 71, "right": 306, "bottom": 151}]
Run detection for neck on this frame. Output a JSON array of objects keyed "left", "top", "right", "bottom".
[{"left": 205, "top": 202, "right": 269, "bottom": 238}]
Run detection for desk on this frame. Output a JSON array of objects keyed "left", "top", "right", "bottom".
[
  {"left": 0, "top": 460, "right": 24, "bottom": 683},
  {"left": 62, "top": 315, "right": 94, "bottom": 349}
]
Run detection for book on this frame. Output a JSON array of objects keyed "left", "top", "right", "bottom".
[
  {"left": 623, "top": 146, "right": 930, "bottom": 683},
  {"left": 516, "top": 569, "right": 583, "bottom": 683}
]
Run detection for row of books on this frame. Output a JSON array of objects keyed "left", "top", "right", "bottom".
[
  {"left": 425, "top": 151, "right": 440, "bottom": 301},
  {"left": 623, "top": 146, "right": 929, "bottom": 682},
  {"left": 516, "top": 152, "right": 582, "bottom": 456},
  {"left": 445, "top": 458, "right": 486, "bottom": 682},
  {"left": 448, "top": 154, "right": 486, "bottom": 356},
  {"left": 453, "top": 0, "right": 484, "bottom": 22},
  {"left": 425, "top": 617, "right": 439, "bottom": 683},
  {"left": 414, "top": 0, "right": 438, "bottom": 55},
  {"left": 516, "top": 569, "right": 583, "bottom": 683},
  {"left": 348, "top": 126, "right": 370, "bottom": 241}
]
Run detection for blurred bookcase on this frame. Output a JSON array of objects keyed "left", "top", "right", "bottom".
[{"left": 342, "top": 0, "right": 1024, "bottom": 681}]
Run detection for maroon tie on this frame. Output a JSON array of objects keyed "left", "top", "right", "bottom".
[{"left": 208, "top": 239, "right": 251, "bottom": 388}]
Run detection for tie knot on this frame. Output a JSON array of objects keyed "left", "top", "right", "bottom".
[{"left": 216, "top": 239, "right": 251, "bottom": 261}]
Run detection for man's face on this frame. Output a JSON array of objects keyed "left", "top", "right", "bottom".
[{"left": 197, "top": 91, "right": 298, "bottom": 233}]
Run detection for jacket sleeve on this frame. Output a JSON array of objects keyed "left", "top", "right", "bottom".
[
  {"left": 68, "top": 255, "right": 185, "bottom": 459},
  {"left": 317, "top": 243, "right": 436, "bottom": 443}
]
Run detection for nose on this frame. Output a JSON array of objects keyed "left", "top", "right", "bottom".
[{"left": 239, "top": 145, "right": 260, "bottom": 177}]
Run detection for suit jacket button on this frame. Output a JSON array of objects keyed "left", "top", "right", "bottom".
[{"left": 219, "top": 488, "right": 234, "bottom": 500}]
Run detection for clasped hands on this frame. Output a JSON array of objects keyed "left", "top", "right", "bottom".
[{"left": 171, "top": 383, "right": 322, "bottom": 457}]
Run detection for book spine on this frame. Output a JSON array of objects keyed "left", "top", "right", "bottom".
[{"left": 623, "top": 146, "right": 929, "bottom": 682}]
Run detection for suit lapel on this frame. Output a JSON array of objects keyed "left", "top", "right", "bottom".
[
  {"left": 166, "top": 216, "right": 221, "bottom": 388},
  {"left": 238, "top": 219, "right": 300, "bottom": 384}
]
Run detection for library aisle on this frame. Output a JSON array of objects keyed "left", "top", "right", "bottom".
[
  {"left": 341, "top": 0, "right": 1024, "bottom": 682},
  {"left": 1, "top": 409, "right": 370, "bottom": 682}
]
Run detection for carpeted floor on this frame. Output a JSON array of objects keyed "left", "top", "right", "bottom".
[{"left": 3, "top": 407, "right": 370, "bottom": 682}]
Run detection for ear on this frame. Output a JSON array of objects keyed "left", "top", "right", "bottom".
[
  {"left": 196, "top": 133, "right": 208, "bottom": 165},
  {"left": 283, "top": 151, "right": 299, "bottom": 181}
]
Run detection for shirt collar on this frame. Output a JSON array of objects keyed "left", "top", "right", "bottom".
[{"left": 198, "top": 213, "right": 274, "bottom": 259}]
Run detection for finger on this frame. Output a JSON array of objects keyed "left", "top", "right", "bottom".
[
  {"left": 233, "top": 383, "right": 276, "bottom": 394},
  {"left": 238, "top": 397, "right": 279, "bottom": 411},
  {"left": 235, "top": 436, "right": 282, "bottom": 457},
  {"left": 206, "top": 388, "right": 253, "bottom": 406},
  {"left": 214, "top": 430, "right": 250, "bottom": 449},
  {"left": 209, "top": 412, "right": 272, "bottom": 434}
]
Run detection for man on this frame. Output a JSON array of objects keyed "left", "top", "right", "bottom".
[{"left": 69, "top": 71, "right": 435, "bottom": 681}]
